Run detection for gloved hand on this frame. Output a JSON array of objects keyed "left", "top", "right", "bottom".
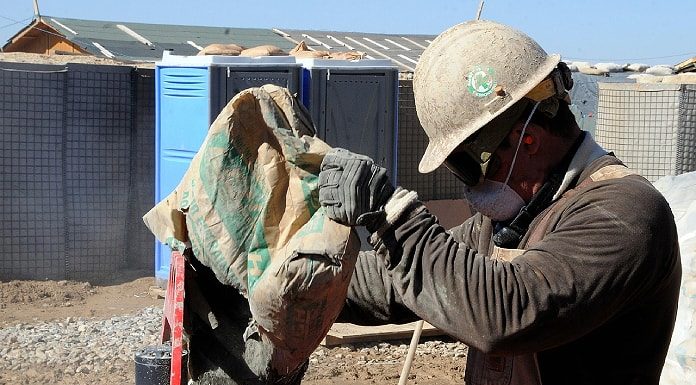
[{"left": 319, "top": 148, "right": 395, "bottom": 226}]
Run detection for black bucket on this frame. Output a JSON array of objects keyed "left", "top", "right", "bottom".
[{"left": 134, "top": 344, "right": 188, "bottom": 385}]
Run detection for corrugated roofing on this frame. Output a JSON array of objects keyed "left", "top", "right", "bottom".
[
  {"left": 5, "top": 16, "right": 436, "bottom": 69},
  {"left": 34, "top": 16, "right": 294, "bottom": 61},
  {"left": 279, "top": 29, "right": 434, "bottom": 71}
]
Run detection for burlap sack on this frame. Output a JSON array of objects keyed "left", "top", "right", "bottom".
[
  {"left": 240, "top": 45, "right": 286, "bottom": 57},
  {"left": 197, "top": 43, "right": 244, "bottom": 56},
  {"left": 289, "top": 40, "right": 365, "bottom": 60},
  {"left": 289, "top": 41, "right": 329, "bottom": 58},
  {"left": 144, "top": 84, "right": 360, "bottom": 376},
  {"left": 329, "top": 51, "right": 366, "bottom": 60}
]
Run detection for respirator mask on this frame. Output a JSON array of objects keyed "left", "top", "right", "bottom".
[{"left": 454, "top": 102, "right": 540, "bottom": 221}]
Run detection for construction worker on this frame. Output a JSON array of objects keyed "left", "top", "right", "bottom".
[{"left": 319, "top": 20, "right": 681, "bottom": 385}]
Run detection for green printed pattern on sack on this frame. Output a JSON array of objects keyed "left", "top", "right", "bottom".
[{"left": 197, "top": 130, "right": 272, "bottom": 290}]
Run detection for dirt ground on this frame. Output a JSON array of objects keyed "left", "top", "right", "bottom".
[{"left": 0, "top": 273, "right": 464, "bottom": 385}]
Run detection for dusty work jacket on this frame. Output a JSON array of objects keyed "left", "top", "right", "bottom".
[{"left": 338, "top": 134, "right": 681, "bottom": 385}]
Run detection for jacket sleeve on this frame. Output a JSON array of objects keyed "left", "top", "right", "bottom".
[
  {"left": 337, "top": 212, "right": 484, "bottom": 325},
  {"left": 336, "top": 249, "right": 419, "bottom": 325},
  {"left": 368, "top": 178, "right": 680, "bottom": 355}
]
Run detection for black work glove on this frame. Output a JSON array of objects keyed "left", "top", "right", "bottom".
[{"left": 318, "top": 148, "right": 395, "bottom": 226}]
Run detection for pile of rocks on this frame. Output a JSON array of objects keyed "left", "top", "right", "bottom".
[
  {"left": 0, "top": 307, "right": 467, "bottom": 383},
  {"left": 0, "top": 307, "right": 162, "bottom": 375},
  {"left": 309, "top": 340, "right": 468, "bottom": 366}
]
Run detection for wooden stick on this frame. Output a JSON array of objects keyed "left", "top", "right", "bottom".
[{"left": 398, "top": 320, "right": 425, "bottom": 385}]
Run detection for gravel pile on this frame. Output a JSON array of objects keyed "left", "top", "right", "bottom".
[
  {"left": 1, "top": 307, "right": 467, "bottom": 383},
  {"left": 310, "top": 340, "right": 468, "bottom": 366},
  {"left": 0, "top": 307, "right": 162, "bottom": 375}
]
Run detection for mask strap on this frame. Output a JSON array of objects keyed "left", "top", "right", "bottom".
[{"left": 503, "top": 101, "right": 541, "bottom": 186}]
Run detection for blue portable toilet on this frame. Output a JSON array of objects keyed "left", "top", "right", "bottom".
[
  {"left": 154, "top": 52, "right": 301, "bottom": 284},
  {"left": 298, "top": 58, "right": 399, "bottom": 182}
]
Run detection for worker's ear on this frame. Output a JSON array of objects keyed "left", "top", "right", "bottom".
[
  {"left": 509, "top": 123, "right": 542, "bottom": 155},
  {"left": 522, "top": 130, "right": 541, "bottom": 155}
]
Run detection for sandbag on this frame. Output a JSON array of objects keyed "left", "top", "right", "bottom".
[
  {"left": 628, "top": 73, "right": 663, "bottom": 83},
  {"left": 578, "top": 66, "right": 608, "bottom": 76},
  {"left": 144, "top": 85, "right": 360, "bottom": 378},
  {"left": 594, "top": 62, "right": 624, "bottom": 73},
  {"left": 329, "top": 51, "right": 366, "bottom": 60},
  {"left": 626, "top": 63, "right": 649, "bottom": 72},
  {"left": 291, "top": 50, "right": 330, "bottom": 58},
  {"left": 646, "top": 65, "right": 674, "bottom": 76},
  {"left": 289, "top": 41, "right": 365, "bottom": 60},
  {"left": 197, "top": 43, "right": 244, "bottom": 56},
  {"left": 289, "top": 41, "right": 328, "bottom": 58},
  {"left": 660, "top": 73, "right": 696, "bottom": 84},
  {"left": 240, "top": 45, "right": 286, "bottom": 57}
]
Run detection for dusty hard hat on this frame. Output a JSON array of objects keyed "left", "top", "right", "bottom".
[{"left": 414, "top": 20, "right": 561, "bottom": 174}]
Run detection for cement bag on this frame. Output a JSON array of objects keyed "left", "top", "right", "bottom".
[
  {"left": 655, "top": 172, "right": 696, "bottom": 385},
  {"left": 144, "top": 84, "right": 360, "bottom": 376}
]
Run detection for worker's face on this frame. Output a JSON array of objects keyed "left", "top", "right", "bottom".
[{"left": 487, "top": 121, "right": 549, "bottom": 203}]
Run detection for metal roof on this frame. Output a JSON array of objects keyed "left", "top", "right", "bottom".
[
  {"left": 4, "top": 16, "right": 435, "bottom": 70},
  {"left": 275, "top": 28, "right": 434, "bottom": 71},
  {"left": 38, "top": 16, "right": 295, "bottom": 60}
]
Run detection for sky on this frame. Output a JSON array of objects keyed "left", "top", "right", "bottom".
[{"left": 1, "top": 0, "right": 695, "bottom": 66}]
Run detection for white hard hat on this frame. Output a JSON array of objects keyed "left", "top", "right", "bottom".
[{"left": 414, "top": 20, "right": 561, "bottom": 174}]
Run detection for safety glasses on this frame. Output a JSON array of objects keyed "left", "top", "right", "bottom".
[
  {"left": 444, "top": 147, "right": 503, "bottom": 185},
  {"left": 443, "top": 100, "right": 526, "bottom": 185}
]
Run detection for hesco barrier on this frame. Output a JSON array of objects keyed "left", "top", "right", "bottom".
[
  {"left": 0, "top": 63, "right": 463, "bottom": 281},
  {"left": 0, "top": 61, "right": 155, "bottom": 281},
  {"left": 397, "top": 79, "right": 464, "bottom": 200},
  {"left": 596, "top": 82, "right": 696, "bottom": 182}
]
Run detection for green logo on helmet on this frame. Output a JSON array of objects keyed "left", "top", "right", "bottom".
[{"left": 467, "top": 66, "right": 496, "bottom": 97}]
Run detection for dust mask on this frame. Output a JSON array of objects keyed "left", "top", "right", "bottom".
[{"left": 463, "top": 102, "right": 540, "bottom": 222}]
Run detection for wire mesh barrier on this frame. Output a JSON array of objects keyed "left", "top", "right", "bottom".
[
  {"left": 0, "top": 62, "right": 155, "bottom": 281},
  {"left": 0, "top": 63, "right": 67, "bottom": 280},
  {"left": 596, "top": 83, "right": 696, "bottom": 182},
  {"left": 397, "top": 80, "right": 464, "bottom": 200},
  {"left": 678, "top": 86, "right": 696, "bottom": 175},
  {"left": 127, "top": 69, "right": 156, "bottom": 271}
]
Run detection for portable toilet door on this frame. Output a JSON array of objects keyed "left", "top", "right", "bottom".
[
  {"left": 299, "top": 58, "right": 399, "bottom": 183},
  {"left": 299, "top": 58, "right": 399, "bottom": 250}
]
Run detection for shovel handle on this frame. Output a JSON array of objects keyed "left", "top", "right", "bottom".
[{"left": 398, "top": 320, "right": 425, "bottom": 385}]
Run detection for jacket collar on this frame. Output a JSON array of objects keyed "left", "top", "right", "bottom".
[{"left": 552, "top": 132, "right": 608, "bottom": 200}]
